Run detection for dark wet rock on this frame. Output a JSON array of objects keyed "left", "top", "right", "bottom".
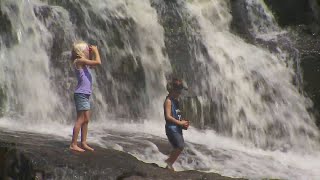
[
  {"left": 0, "top": 4, "right": 17, "bottom": 48},
  {"left": 180, "top": 97, "right": 218, "bottom": 130},
  {"left": 151, "top": 0, "right": 215, "bottom": 89},
  {"left": 289, "top": 26, "right": 320, "bottom": 57},
  {"left": 0, "top": 86, "right": 6, "bottom": 117},
  {"left": 289, "top": 26, "right": 320, "bottom": 127},
  {"left": 151, "top": 0, "right": 196, "bottom": 82},
  {"left": 310, "top": 0, "right": 320, "bottom": 24},
  {"left": 0, "top": 129, "right": 244, "bottom": 180},
  {"left": 230, "top": 0, "right": 255, "bottom": 43},
  {"left": 263, "top": 0, "right": 313, "bottom": 26},
  {"left": 180, "top": 97, "right": 203, "bottom": 129}
]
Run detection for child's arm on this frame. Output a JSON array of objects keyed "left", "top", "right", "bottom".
[
  {"left": 90, "top": 45, "right": 101, "bottom": 66},
  {"left": 76, "top": 46, "right": 101, "bottom": 66},
  {"left": 164, "top": 99, "right": 188, "bottom": 126}
]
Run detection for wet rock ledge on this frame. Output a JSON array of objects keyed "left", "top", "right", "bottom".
[{"left": 0, "top": 129, "right": 244, "bottom": 180}]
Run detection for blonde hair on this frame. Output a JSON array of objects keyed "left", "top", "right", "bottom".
[{"left": 71, "top": 41, "right": 89, "bottom": 60}]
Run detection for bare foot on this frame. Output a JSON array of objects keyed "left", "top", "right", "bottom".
[
  {"left": 81, "top": 142, "right": 94, "bottom": 151},
  {"left": 165, "top": 164, "right": 175, "bottom": 171},
  {"left": 69, "top": 144, "right": 85, "bottom": 152},
  {"left": 165, "top": 160, "right": 175, "bottom": 171}
]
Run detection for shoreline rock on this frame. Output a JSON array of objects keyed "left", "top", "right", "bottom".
[{"left": 0, "top": 129, "right": 245, "bottom": 180}]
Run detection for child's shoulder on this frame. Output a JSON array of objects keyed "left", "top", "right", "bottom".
[{"left": 164, "top": 97, "right": 172, "bottom": 105}]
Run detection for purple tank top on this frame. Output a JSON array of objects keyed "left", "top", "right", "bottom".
[{"left": 74, "top": 65, "right": 92, "bottom": 95}]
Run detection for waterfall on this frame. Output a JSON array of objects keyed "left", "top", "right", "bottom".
[
  {"left": 97, "top": 0, "right": 171, "bottom": 118},
  {"left": 0, "top": 0, "right": 320, "bottom": 179},
  {"left": 0, "top": 0, "right": 66, "bottom": 124},
  {"left": 241, "top": 0, "right": 282, "bottom": 37},
  {"left": 180, "top": 0, "right": 319, "bottom": 151},
  {"left": 0, "top": 0, "right": 169, "bottom": 123}
]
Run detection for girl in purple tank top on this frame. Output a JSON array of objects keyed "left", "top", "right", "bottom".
[{"left": 69, "top": 41, "right": 102, "bottom": 152}]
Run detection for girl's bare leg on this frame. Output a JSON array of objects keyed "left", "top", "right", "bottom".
[
  {"left": 81, "top": 110, "right": 94, "bottom": 151},
  {"left": 70, "top": 111, "right": 85, "bottom": 152}
]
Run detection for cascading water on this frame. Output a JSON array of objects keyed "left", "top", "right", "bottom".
[
  {"left": 239, "top": 0, "right": 282, "bottom": 38},
  {"left": 99, "top": 0, "right": 171, "bottom": 118},
  {"left": 240, "top": 0, "right": 304, "bottom": 89},
  {"left": 183, "top": 0, "right": 320, "bottom": 151},
  {"left": 0, "top": 0, "right": 66, "bottom": 124},
  {"left": 0, "top": 0, "right": 320, "bottom": 179},
  {"left": 0, "top": 0, "right": 169, "bottom": 123}
]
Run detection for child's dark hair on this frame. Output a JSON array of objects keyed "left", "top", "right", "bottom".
[{"left": 166, "top": 78, "right": 186, "bottom": 93}]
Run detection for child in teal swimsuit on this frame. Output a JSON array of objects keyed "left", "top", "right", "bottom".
[{"left": 164, "top": 78, "right": 189, "bottom": 171}]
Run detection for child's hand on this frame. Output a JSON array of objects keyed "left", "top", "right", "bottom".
[
  {"left": 183, "top": 120, "right": 190, "bottom": 130},
  {"left": 179, "top": 120, "right": 189, "bottom": 129},
  {"left": 89, "top": 45, "right": 98, "bottom": 53}
]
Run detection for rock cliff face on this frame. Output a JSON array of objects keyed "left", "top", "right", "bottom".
[
  {"left": 264, "top": 0, "right": 315, "bottom": 26},
  {"left": 0, "top": 129, "right": 244, "bottom": 180}
]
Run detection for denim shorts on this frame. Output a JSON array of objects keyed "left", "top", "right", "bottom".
[
  {"left": 166, "top": 126, "right": 185, "bottom": 149},
  {"left": 74, "top": 93, "right": 90, "bottom": 111}
]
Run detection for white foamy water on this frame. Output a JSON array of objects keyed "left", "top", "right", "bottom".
[
  {"left": 184, "top": 0, "right": 320, "bottom": 152},
  {"left": 0, "top": 0, "right": 65, "bottom": 123},
  {"left": 2, "top": 118, "right": 320, "bottom": 180},
  {"left": 87, "top": 0, "right": 170, "bottom": 118},
  {"left": 0, "top": 0, "right": 320, "bottom": 179},
  {"left": 245, "top": 0, "right": 283, "bottom": 38}
]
